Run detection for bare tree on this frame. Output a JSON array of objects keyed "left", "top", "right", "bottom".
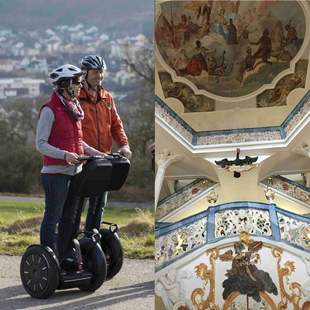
[{"left": 120, "top": 37, "right": 154, "bottom": 85}]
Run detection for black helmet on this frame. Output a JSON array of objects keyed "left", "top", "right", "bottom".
[{"left": 80, "top": 55, "right": 107, "bottom": 71}]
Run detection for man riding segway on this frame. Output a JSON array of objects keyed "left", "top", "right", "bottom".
[{"left": 79, "top": 55, "right": 132, "bottom": 279}]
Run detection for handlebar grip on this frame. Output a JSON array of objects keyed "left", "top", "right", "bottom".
[
  {"left": 78, "top": 155, "right": 92, "bottom": 161},
  {"left": 78, "top": 155, "right": 104, "bottom": 161}
]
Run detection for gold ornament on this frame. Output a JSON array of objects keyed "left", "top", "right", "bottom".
[
  {"left": 272, "top": 248, "right": 302, "bottom": 309},
  {"left": 207, "top": 190, "right": 218, "bottom": 205}
]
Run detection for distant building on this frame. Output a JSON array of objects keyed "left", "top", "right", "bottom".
[
  {"left": 27, "top": 58, "right": 49, "bottom": 74},
  {"left": 0, "top": 78, "right": 45, "bottom": 99},
  {"left": 0, "top": 59, "right": 18, "bottom": 72}
]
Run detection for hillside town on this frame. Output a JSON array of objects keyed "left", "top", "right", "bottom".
[{"left": 0, "top": 23, "right": 151, "bottom": 100}]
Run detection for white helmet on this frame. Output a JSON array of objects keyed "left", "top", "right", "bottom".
[{"left": 49, "top": 64, "right": 83, "bottom": 85}]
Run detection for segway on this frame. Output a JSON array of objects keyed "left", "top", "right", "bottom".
[
  {"left": 85, "top": 153, "right": 131, "bottom": 280},
  {"left": 20, "top": 154, "right": 130, "bottom": 298}
]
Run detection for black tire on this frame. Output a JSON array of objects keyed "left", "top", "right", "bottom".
[
  {"left": 79, "top": 242, "right": 107, "bottom": 292},
  {"left": 99, "top": 228, "right": 123, "bottom": 280},
  {"left": 20, "top": 245, "right": 59, "bottom": 299}
]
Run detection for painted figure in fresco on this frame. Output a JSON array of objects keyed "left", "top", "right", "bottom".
[
  {"left": 172, "top": 14, "right": 189, "bottom": 48},
  {"left": 227, "top": 0, "right": 241, "bottom": 21},
  {"left": 187, "top": 16, "right": 201, "bottom": 38},
  {"left": 238, "top": 47, "right": 256, "bottom": 82},
  {"left": 251, "top": 29, "right": 272, "bottom": 65},
  {"left": 244, "top": 7, "right": 259, "bottom": 25},
  {"left": 173, "top": 49, "right": 189, "bottom": 72},
  {"left": 302, "top": 301, "right": 310, "bottom": 310},
  {"left": 155, "top": 15, "right": 174, "bottom": 48},
  {"left": 285, "top": 21, "right": 298, "bottom": 47},
  {"left": 156, "top": 270, "right": 180, "bottom": 309},
  {"left": 284, "top": 21, "right": 303, "bottom": 58},
  {"left": 212, "top": 8, "right": 228, "bottom": 40},
  {"left": 157, "top": 270, "right": 192, "bottom": 310},
  {"left": 244, "top": 47, "right": 256, "bottom": 71},
  {"left": 196, "top": 1, "right": 213, "bottom": 25},
  {"left": 272, "top": 21, "right": 285, "bottom": 53},
  {"left": 238, "top": 23, "right": 258, "bottom": 48},
  {"left": 222, "top": 235, "right": 278, "bottom": 303},
  {"left": 181, "top": 40, "right": 208, "bottom": 76},
  {"left": 260, "top": 70, "right": 305, "bottom": 107},
  {"left": 207, "top": 50, "right": 232, "bottom": 78},
  {"left": 180, "top": 14, "right": 190, "bottom": 43},
  {"left": 159, "top": 72, "right": 214, "bottom": 113},
  {"left": 227, "top": 18, "right": 238, "bottom": 45},
  {"left": 169, "top": 85, "right": 190, "bottom": 104},
  {"left": 182, "top": 15, "right": 201, "bottom": 44},
  {"left": 268, "top": 87, "right": 283, "bottom": 104},
  {"left": 159, "top": 72, "right": 176, "bottom": 98}
]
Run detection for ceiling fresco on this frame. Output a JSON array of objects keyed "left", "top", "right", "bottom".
[
  {"left": 256, "top": 58, "right": 307, "bottom": 107},
  {"left": 159, "top": 71, "right": 215, "bottom": 112},
  {"left": 156, "top": 0, "right": 307, "bottom": 99}
]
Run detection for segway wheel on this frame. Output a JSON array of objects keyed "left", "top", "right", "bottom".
[
  {"left": 99, "top": 228, "right": 123, "bottom": 280},
  {"left": 79, "top": 242, "right": 107, "bottom": 292},
  {"left": 20, "top": 245, "right": 59, "bottom": 299}
]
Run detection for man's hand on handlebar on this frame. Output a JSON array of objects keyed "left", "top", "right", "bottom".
[{"left": 118, "top": 145, "right": 132, "bottom": 159}]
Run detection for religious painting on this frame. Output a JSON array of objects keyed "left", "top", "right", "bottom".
[
  {"left": 157, "top": 231, "right": 307, "bottom": 310},
  {"left": 159, "top": 71, "right": 215, "bottom": 112},
  {"left": 257, "top": 59, "right": 307, "bottom": 107},
  {"left": 156, "top": 1, "right": 306, "bottom": 98},
  {"left": 220, "top": 233, "right": 278, "bottom": 306},
  {"left": 190, "top": 233, "right": 279, "bottom": 310}
]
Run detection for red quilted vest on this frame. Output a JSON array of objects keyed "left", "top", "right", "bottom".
[{"left": 41, "top": 91, "right": 84, "bottom": 166}]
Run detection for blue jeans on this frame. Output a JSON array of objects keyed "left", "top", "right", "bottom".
[
  {"left": 40, "top": 174, "right": 72, "bottom": 253},
  {"left": 85, "top": 192, "right": 108, "bottom": 231}
]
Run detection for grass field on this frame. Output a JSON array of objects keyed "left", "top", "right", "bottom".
[{"left": 0, "top": 200, "right": 154, "bottom": 258}]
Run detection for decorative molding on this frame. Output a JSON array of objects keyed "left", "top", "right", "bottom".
[
  {"left": 215, "top": 208, "right": 272, "bottom": 238},
  {"left": 277, "top": 212, "right": 310, "bottom": 250},
  {"left": 273, "top": 247, "right": 303, "bottom": 309},
  {"left": 155, "top": 216, "right": 207, "bottom": 269},
  {"left": 155, "top": 89, "right": 310, "bottom": 147},
  {"left": 261, "top": 175, "right": 310, "bottom": 206},
  {"left": 157, "top": 178, "right": 216, "bottom": 220},
  {"left": 155, "top": 98, "right": 194, "bottom": 144},
  {"left": 156, "top": 202, "right": 310, "bottom": 270},
  {"left": 191, "top": 249, "right": 219, "bottom": 310}
]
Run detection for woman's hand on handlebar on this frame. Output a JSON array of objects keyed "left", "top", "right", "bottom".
[{"left": 64, "top": 152, "right": 80, "bottom": 165}]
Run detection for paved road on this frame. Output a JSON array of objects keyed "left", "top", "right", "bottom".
[
  {"left": 0, "top": 195, "right": 153, "bottom": 209},
  {"left": 0, "top": 255, "right": 154, "bottom": 310}
]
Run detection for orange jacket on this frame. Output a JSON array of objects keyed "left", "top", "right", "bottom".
[{"left": 79, "top": 87, "right": 128, "bottom": 153}]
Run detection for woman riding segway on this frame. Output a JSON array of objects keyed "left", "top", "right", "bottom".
[{"left": 20, "top": 64, "right": 107, "bottom": 298}]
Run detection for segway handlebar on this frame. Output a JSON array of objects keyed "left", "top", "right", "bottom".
[
  {"left": 78, "top": 152, "right": 125, "bottom": 162},
  {"left": 78, "top": 155, "right": 103, "bottom": 162}
]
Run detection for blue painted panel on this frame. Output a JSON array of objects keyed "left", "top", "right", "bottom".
[{"left": 156, "top": 208, "right": 209, "bottom": 238}]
